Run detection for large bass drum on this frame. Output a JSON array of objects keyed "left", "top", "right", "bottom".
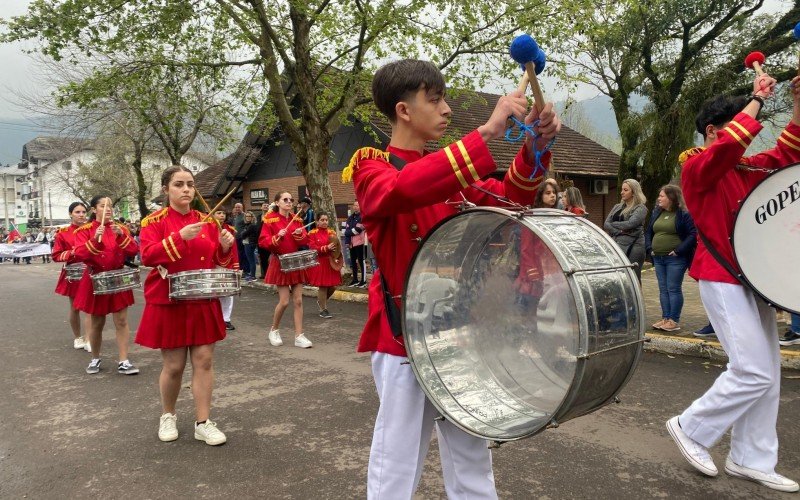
[
  {"left": 732, "top": 164, "right": 800, "bottom": 314},
  {"left": 403, "top": 207, "right": 645, "bottom": 441}
]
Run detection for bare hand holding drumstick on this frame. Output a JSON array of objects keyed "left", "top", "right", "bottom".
[
  {"left": 524, "top": 101, "right": 561, "bottom": 152},
  {"left": 95, "top": 224, "right": 105, "bottom": 242},
  {"left": 478, "top": 89, "right": 528, "bottom": 142},
  {"left": 791, "top": 75, "right": 800, "bottom": 126},
  {"left": 219, "top": 228, "right": 234, "bottom": 253},
  {"left": 179, "top": 222, "right": 205, "bottom": 241}
]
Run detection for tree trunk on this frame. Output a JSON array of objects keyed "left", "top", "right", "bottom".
[
  {"left": 131, "top": 154, "right": 150, "bottom": 218},
  {"left": 298, "top": 131, "right": 337, "bottom": 223}
]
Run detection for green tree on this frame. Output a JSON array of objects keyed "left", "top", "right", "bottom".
[
  {"left": 2, "top": 0, "right": 583, "bottom": 217},
  {"left": 563, "top": 0, "right": 800, "bottom": 206}
]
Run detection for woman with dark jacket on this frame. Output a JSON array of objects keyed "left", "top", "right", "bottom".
[
  {"left": 236, "top": 211, "right": 259, "bottom": 281},
  {"left": 604, "top": 178, "right": 648, "bottom": 283},
  {"left": 645, "top": 184, "right": 697, "bottom": 332}
]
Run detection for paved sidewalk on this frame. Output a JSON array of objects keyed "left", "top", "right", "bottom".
[{"left": 244, "top": 266, "right": 800, "bottom": 367}]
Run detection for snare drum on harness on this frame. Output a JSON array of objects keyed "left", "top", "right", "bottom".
[
  {"left": 278, "top": 249, "right": 318, "bottom": 272},
  {"left": 403, "top": 207, "right": 645, "bottom": 442},
  {"left": 91, "top": 268, "right": 141, "bottom": 295},
  {"left": 168, "top": 269, "right": 242, "bottom": 300},
  {"left": 65, "top": 263, "right": 87, "bottom": 282}
]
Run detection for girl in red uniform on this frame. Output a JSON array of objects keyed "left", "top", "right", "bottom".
[
  {"left": 307, "top": 212, "right": 342, "bottom": 319},
  {"left": 73, "top": 195, "right": 140, "bottom": 375},
  {"left": 52, "top": 201, "right": 90, "bottom": 351},
  {"left": 259, "top": 191, "right": 313, "bottom": 348},
  {"left": 135, "top": 166, "right": 236, "bottom": 445}
]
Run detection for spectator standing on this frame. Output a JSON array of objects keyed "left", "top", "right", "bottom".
[
  {"left": 645, "top": 184, "right": 697, "bottom": 332},
  {"left": 236, "top": 211, "right": 259, "bottom": 281},
  {"left": 256, "top": 201, "right": 271, "bottom": 279},
  {"left": 779, "top": 313, "right": 800, "bottom": 346},
  {"left": 299, "top": 197, "right": 315, "bottom": 232},
  {"left": 344, "top": 201, "right": 366, "bottom": 287},
  {"left": 604, "top": 179, "right": 647, "bottom": 283},
  {"left": 232, "top": 202, "right": 248, "bottom": 278},
  {"left": 563, "top": 186, "right": 587, "bottom": 215}
]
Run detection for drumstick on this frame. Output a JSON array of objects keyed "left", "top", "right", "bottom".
[
  {"left": 203, "top": 186, "right": 238, "bottom": 223},
  {"left": 276, "top": 208, "right": 305, "bottom": 240},
  {"left": 195, "top": 191, "right": 222, "bottom": 229},
  {"left": 98, "top": 196, "right": 109, "bottom": 243}
]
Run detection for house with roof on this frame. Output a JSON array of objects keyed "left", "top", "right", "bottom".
[
  {"left": 196, "top": 90, "right": 621, "bottom": 227},
  {"left": 20, "top": 136, "right": 217, "bottom": 226}
]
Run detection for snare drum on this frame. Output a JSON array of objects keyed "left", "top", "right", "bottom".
[
  {"left": 65, "top": 263, "right": 87, "bottom": 282},
  {"left": 404, "top": 207, "right": 645, "bottom": 441},
  {"left": 168, "top": 269, "right": 242, "bottom": 300},
  {"left": 91, "top": 268, "right": 141, "bottom": 295},
  {"left": 732, "top": 163, "right": 800, "bottom": 314},
  {"left": 278, "top": 250, "right": 318, "bottom": 272}
]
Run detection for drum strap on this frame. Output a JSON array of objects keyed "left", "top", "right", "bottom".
[
  {"left": 380, "top": 272, "right": 404, "bottom": 338},
  {"left": 696, "top": 229, "right": 748, "bottom": 288}
]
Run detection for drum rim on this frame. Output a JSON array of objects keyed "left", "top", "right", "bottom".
[
  {"left": 168, "top": 269, "right": 242, "bottom": 278},
  {"left": 731, "top": 164, "right": 800, "bottom": 315},
  {"left": 401, "top": 206, "right": 645, "bottom": 441}
]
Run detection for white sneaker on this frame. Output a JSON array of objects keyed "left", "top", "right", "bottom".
[
  {"left": 158, "top": 413, "right": 178, "bottom": 442},
  {"left": 268, "top": 328, "right": 283, "bottom": 346},
  {"left": 83, "top": 340, "right": 92, "bottom": 352},
  {"left": 194, "top": 420, "right": 226, "bottom": 446},
  {"left": 666, "top": 416, "right": 718, "bottom": 476},
  {"left": 73, "top": 337, "right": 86, "bottom": 350},
  {"left": 294, "top": 333, "right": 313, "bottom": 348},
  {"left": 725, "top": 457, "right": 799, "bottom": 492}
]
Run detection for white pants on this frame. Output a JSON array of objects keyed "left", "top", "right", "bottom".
[
  {"left": 367, "top": 352, "right": 497, "bottom": 500},
  {"left": 680, "top": 280, "right": 781, "bottom": 474},
  {"left": 219, "top": 296, "right": 233, "bottom": 322}
]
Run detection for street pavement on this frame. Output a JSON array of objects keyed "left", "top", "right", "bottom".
[{"left": 2, "top": 261, "right": 800, "bottom": 499}]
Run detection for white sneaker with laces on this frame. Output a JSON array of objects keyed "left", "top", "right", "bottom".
[
  {"left": 73, "top": 337, "right": 86, "bottom": 350},
  {"left": 158, "top": 413, "right": 178, "bottom": 442},
  {"left": 294, "top": 334, "right": 313, "bottom": 348},
  {"left": 268, "top": 328, "right": 283, "bottom": 346},
  {"left": 194, "top": 420, "right": 226, "bottom": 446},
  {"left": 725, "top": 457, "right": 799, "bottom": 492},
  {"left": 84, "top": 340, "right": 91, "bottom": 352},
  {"left": 666, "top": 416, "right": 718, "bottom": 476}
]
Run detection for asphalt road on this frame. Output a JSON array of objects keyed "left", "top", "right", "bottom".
[{"left": 2, "top": 261, "right": 800, "bottom": 499}]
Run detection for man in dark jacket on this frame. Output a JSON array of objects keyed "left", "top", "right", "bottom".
[{"left": 344, "top": 201, "right": 366, "bottom": 287}]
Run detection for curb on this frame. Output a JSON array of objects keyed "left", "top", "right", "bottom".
[{"left": 242, "top": 281, "right": 800, "bottom": 369}]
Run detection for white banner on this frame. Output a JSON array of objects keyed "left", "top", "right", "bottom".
[{"left": 0, "top": 243, "right": 51, "bottom": 259}]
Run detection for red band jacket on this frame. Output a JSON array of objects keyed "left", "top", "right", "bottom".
[
  {"left": 139, "top": 207, "right": 238, "bottom": 304},
  {"left": 52, "top": 223, "right": 82, "bottom": 295},
  {"left": 73, "top": 220, "right": 139, "bottom": 272},
  {"left": 258, "top": 212, "right": 309, "bottom": 255},
  {"left": 681, "top": 113, "right": 800, "bottom": 284},
  {"left": 349, "top": 129, "right": 549, "bottom": 356}
]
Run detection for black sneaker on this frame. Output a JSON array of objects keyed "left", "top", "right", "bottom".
[
  {"left": 779, "top": 330, "right": 800, "bottom": 346},
  {"left": 348, "top": 280, "right": 359, "bottom": 287},
  {"left": 225, "top": 321, "right": 236, "bottom": 331},
  {"left": 693, "top": 324, "right": 716, "bottom": 338},
  {"left": 118, "top": 360, "right": 140, "bottom": 375},
  {"left": 86, "top": 358, "right": 101, "bottom": 374},
  {"left": 357, "top": 281, "right": 367, "bottom": 288},
  {"left": 319, "top": 309, "right": 333, "bottom": 319}
]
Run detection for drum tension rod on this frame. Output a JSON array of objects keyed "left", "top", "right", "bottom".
[
  {"left": 547, "top": 419, "right": 559, "bottom": 429},
  {"left": 576, "top": 338, "right": 648, "bottom": 359},
  {"left": 488, "top": 441, "right": 503, "bottom": 449},
  {"left": 564, "top": 264, "right": 635, "bottom": 276}
]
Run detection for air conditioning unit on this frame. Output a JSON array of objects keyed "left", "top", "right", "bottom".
[{"left": 590, "top": 179, "right": 609, "bottom": 195}]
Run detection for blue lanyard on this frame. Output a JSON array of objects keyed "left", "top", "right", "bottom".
[{"left": 504, "top": 116, "right": 555, "bottom": 179}]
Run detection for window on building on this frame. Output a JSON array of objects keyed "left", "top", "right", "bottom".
[
  {"left": 250, "top": 188, "right": 268, "bottom": 208},
  {"left": 298, "top": 185, "right": 310, "bottom": 200},
  {"left": 334, "top": 203, "right": 349, "bottom": 220}
]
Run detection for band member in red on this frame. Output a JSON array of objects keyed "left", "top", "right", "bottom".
[
  {"left": 666, "top": 72, "right": 800, "bottom": 492},
  {"left": 307, "top": 212, "right": 342, "bottom": 319},
  {"left": 214, "top": 209, "right": 238, "bottom": 330},
  {"left": 52, "top": 201, "right": 90, "bottom": 351},
  {"left": 344, "top": 59, "right": 560, "bottom": 499},
  {"left": 259, "top": 191, "right": 313, "bottom": 348},
  {"left": 136, "top": 166, "right": 237, "bottom": 446},
  {"left": 73, "top": 195, "right": 139, "bottom": 376}
]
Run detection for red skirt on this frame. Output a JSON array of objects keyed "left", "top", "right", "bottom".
[
  {"left": 54, "top": 269, "right": 81, "bottom": 299},
  {"left": 307, "top": 258, "right": 342, "bottom": 287},
  {"left": 136, "top": 300, "right": 225, "bottom": 349},
  {"left": 265, "top": 255, "right": 306, "bottom": 286},
  {"left": 73, "top": 276, "right": 134, "bottom": 315}
]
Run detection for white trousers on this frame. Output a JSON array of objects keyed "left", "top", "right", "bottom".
[
  {"left": 367, "top": 352, "right": 497, "bottom": 500},
  {"left": 680, "top": 280, "right": 781, "bottom": 473},
  {"left": 219, "top": 296, "right": 233, "bottom": 322}
]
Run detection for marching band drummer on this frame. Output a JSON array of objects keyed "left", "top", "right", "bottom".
[
  {"left": 213, "top": 209, "right": 238, "bottom": 330},
  {"left": 306, "top": 212, "right": 343, "bottom": 319},
  {"left": 135, "top": 165, "right": 238, "bottom": 445},
  {"left": 345, "top": 59, "right": 561, "bottom": 499},
  {"left": 666, "top": 72, "right": 800, "bottom": 492},
  {"left": 259, "top": 191, "right": 313, "bottom": 349},
  {"left": 52, "top": 201, "right": 90, "bottom": 351},
  {"left": 73, "top": 195, "right": 140, "bottom": 376}
]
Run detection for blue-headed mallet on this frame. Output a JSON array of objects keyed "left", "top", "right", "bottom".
[{"left": 509, "top": 34, "right": 547, "bottom": 112}]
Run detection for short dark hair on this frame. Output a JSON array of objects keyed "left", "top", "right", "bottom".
[
  {"left": 315, "top": 211, "right": 329, "bottom": 221},
  {"left": 161, "top": 164, "right": 194, "bottom": 187},
  {"left": 372, "top": 59, "right": 446, "bottom": 122},
  {"left": 300, "top": 196, "right": 312, "bottom": 205},
  {"left": 695, "top": 95, "right": 748, "bottom": 137},
  {"left": 68, "top": 201, "right": 86, "bottom": 214}
]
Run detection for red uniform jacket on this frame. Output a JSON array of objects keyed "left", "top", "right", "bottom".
[
  {"left": 73, "top": 220, "right": 139, "bottom": 272},
  {"left": 258, "top": 212, "right": 309, "bottom": 255},
  {"left": 139, "top": 207, "right": 238, "bottom": 305},
  {"left": 307, "top": 227, "right": 337, "bottom": 257},
  {"left": 681, "top": 112, "right": 800, "bottom": 284},
  {"left": 350, "top": 129, "right": 549, "bottom": 356},
  {"left": 52, "top": 223, "right": 81, "bottom": 296}
]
